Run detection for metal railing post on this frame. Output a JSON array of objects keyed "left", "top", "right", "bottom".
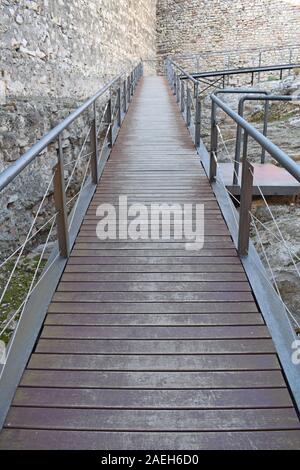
[
  {"left": 107, "top": 96, "right": 113, "bottom": 148},
  {"left": 123, "top": 79, "right": 127, "bottom": 113},
  {"left": 131, "top": 72, "right": 134, "bottom": 96},
  {"left": 117, "top": 86, "right": 122, "bottom": 127},
  {"left": 186, "top": 87, "right": 191, "bottom": 126},
  {"left": 238, "top": 132, "right": 253, "bottom": 256},
  {"left": 234, "top": 99, "right": 244, "bottom": 186},
  {"left": 234, "top": 91, "right": 270, "bottom": 185},
  {"left": 261, "top": 99, "right": 269, "bottom": 164},
  {"left": 173, "top": 70, "right": 177, "bottom": 95},
  {"left": 127, "top": 76, "right": 131, "bottom": 104},
  {"left": 194, "top": 82, "right": 200, "bottom": 98},
  {"left": 176, "top": 75, "right": 180, "bottom": 103},
  {"left": 181, "top": 81, "right": 185, "bottom": 113},
  {"left": 53, "top": 133, "right": 70, "bottom": 258},
  {"left": 195, "top": 96, "right": 201, "bottom": 148},
  {"left": 90, "top": 102, "right": 99, "bottom": 184},
  {"left": 210, "top": 101, "right": 218, "bottom": 182}
]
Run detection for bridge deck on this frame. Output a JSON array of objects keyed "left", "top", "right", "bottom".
[{"left": 0, "top": 77, "right": 299, "bottom": 450}]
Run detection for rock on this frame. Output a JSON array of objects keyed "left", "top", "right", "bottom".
[
  {"left": 0, "top": 132, "right": 20, "bottom": 161},
  {"left": 288, "top": 117, "right": 300, "bottom": 128},
  {"left": 7, "top": 194, "right": 19, "bottom": 206},
  {"left": 30, "top": 241, "right": 56, "bottom": 258},
  {"left": 15, "top": 14, "right": 24, "bottom": 25},
  {"left": 0, "top": 81, "right": 6, "bottom": 105}
]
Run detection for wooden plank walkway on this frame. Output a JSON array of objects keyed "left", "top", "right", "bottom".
[{"left": 0, "top": 77, "right": 299, "bottom": 450}]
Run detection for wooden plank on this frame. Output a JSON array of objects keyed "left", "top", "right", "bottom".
[
  {"left": 1, "top": 429, "right": 300, "bottom": 450},
  {"left": 40, "top": 325, "right": 269, "bottom": 340},
  {"left": 70, "top": 250, "right": 238, "bottom": 258},
  {"left": 36, "top": 338, "right": 275, "bottom": 355},
  {"left": 57, "top": 281, "right": 251, "bottom": 292},
  {"left": 45, "top": 313, "right": 264, "bottom": 326},
  {"left": 67, "top": 256, "right": 240, "bottom": 265},
  {"left": 19, "top": 370, "right": 286, "bottom": 389},
  {"left": 75, "top": 240, "right": 233, "bottom": 249},
  {"left": 52, "top": 291, "right": 255, "bottom": 303},
  {"left": 61, "top": 272, "right": 248, "bottom": 282},
  {"left": 27, "top": 353, "right": 280, "bottom": 371},
  {"left": 75, "top": 236, "right": 231, "bottom": 242},
  {"left": 4, "top": 407, "right": 299, "bottom": 431},
  {"left": 12, "top": 387, "right": 291, "bottom": 409},
  {"left": 65, "top": 264, "right": 246, "bottom": 273},
  {"left": 48, "top": 301, "right": 258, "bottom": 313}
]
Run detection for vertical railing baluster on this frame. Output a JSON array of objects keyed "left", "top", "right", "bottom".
[
  {"left": 128, "top": 76, "right": 131, "bottom": 104},
  {"left": 186, "top": 86, "right": 191, "bottom": 127},
  {"left": 238, "top": 133, "right": 253, "bottom": 256},
  {"left": 117, "top": 86, "right": 122, "bottom": 127},
  {"left": 261, "top": 99, "right": 269, "bottom": 164},
  {"left": 53, "top": 133, "right": 70, "bottom": 258},
  {"left": 234, "top": 99, "right": 244, "bottom": 186},
  {"left": 107, "top": 95, "right": 113, "bottom": 148},
  {"left": 123, "top": 79, "right": 127, "bottom": 113},
  {"left": 131, "top": 71, "right": 134, "bottom": 96},
  {"left": 90, "top": 101, "right": 99, "bottom": 184},
  {"left": 210, "top": 101, "right": 218, "bottom": 182},
  {"left": 176, "top": 76, "right": 180, "bottom": 103},
  {"left": 195, "top": 95, "right": 201, "bottom": 148},
  {"left": 173, "top": 70, "right": 177, "bottom": 95},
  {"left": 181, "top": 81, "right": 185, "bottom": 113}
]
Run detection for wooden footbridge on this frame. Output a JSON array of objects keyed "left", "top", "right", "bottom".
[{"left": 0, "top": 64, "right": 299, "bottom": 449}]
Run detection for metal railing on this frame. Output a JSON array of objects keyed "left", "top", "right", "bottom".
[
  {"left": 166, "top": 59, "right": 300, "bottom": 214},
  {"left": 165, "top": 59, "right": 300, "bottom": 412},
  {"left": 0, "top": 62, "right": 143, "bottom": 429},
  {"left": 165, "top": 59, "right": 202, "bottom": 147},
  {"left": 172, "top": 44, "right": 300, "bottom": 77},
  {"left": 210, "top": 92, "right": 300, "bottom": 256},
  {"left": 167, "top": 56, "right": 300, "bottom": 255},
  {"left": 0, "top": 62, "right": 143, "bottom": 257}
]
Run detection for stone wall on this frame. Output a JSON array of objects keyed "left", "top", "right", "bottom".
[
  {"left": 156, "top": 0, "right": 300, "bottom": 70},
  {"left": 0, "top": 0, "right": 157, "bottom": 255},
  {"left": 0, "top": 0, "right": 157, "bottom": 103}
]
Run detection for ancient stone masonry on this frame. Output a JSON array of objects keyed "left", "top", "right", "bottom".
[
  {"left": 156, "top": 0, "right": 300, "bottom": 70},
  {"left": 0, "top": 0, "right": 157, "bottom": 177},
  {"left": 0, "top": 0, "right": 157, "bottom": 254},
  {"left": 0, "top": 0, "right": 157, "bottom": 102},
  {"left": 1, "top": 0, "right": 300, "bottom": 256}
]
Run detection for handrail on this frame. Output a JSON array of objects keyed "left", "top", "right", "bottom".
[
  {"left": 165, "top": 59, "right": 202, "bottom": 146},
  {"left": 165, "top": 60, "right": 300, "bottom": 414},
  {"left": 0, "top": 61, "right": 143, "bottom": 431},
  {"left": 0, "top": 61, "right": 143, "bottom": 257},
  {"left": 0, "top": 66, "right": 139, "bottom": 192},
  {"left": 172, "top": 43, "right": 300, "bottom": 60},
  {"left": 214, "top": 89, "right": 270, "bottom": 183},
  {"left": 166, "top": 58, "right": 300, "bottom": 184},
  {"left": 210, "top": 92, "right": 300, "bottom": 183},
  {"left": 167, "top": 59, "right": 199, "bottom": 85},
  {"left": 187, "top": 63, "right": 300, "bottom": 80}
]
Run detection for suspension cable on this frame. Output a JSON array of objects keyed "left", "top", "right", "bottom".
[{"left": 0, "top": 172, "right": 55, "bottom": 306}]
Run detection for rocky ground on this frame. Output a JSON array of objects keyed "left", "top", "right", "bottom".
[
  {"left": 0, "top": 253, "right": 47, "bottom": 344},
  {"left": 199, "top": 73, "right": 300, "bottom": 328}
]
